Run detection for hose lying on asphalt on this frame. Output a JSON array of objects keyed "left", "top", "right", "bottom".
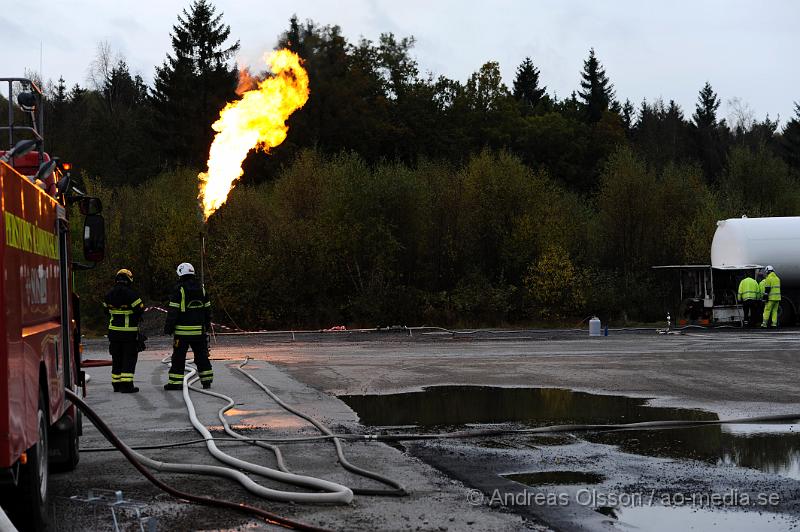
[
  {"left": 171, "top": 361, "right": 354, "bottom": 504},
  {"left": 361, "top": 413, "right": 800, "bottom": 442},
  {"left": 227, "top": 358, "right": 406, "bottom": 496},
  {"left": 82, "top": 412, "right": 800, "bottom": 450},
  {"left": 64, "top": 388, "right": 330, "bottom": 532}
]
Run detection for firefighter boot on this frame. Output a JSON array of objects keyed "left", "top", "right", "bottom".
[
  {"left": 120, "top": 382, "right": 140, "bottom": 393},
  {"left": 112, "top": 383, "right": 120, "bottom": 392},
  {"left": 164, "top": 383, "right": 183, "bottom": 391}
]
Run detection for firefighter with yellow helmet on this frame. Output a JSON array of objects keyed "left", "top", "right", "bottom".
[{"left": 103, "top": 269, "right": 145, "bottom": 393}]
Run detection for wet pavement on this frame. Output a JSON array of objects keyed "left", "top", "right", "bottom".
[
  {"left": 341, "top": 384, "right": 800, "bottom": 530},
  {"left": 46, "top": 329, "right": 800, "bottom": 531}
]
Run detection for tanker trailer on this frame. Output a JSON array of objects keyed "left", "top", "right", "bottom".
[{"left": 654, "top": 216, "right": 799, "bottom": 327}]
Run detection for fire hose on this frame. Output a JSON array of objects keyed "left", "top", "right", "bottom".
[
  {"left": 166, "top": 360, "right": 354, "bottom": 503},
  {"left": 165, "top": 355, "right": 405, "bottom": 497},
  {"left": 64, "top": 388, "right": 330, "bottom": 532}
]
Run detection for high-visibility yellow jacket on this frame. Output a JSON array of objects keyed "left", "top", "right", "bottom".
[
  {"left": 737, "top": 277, "right": 760, "bottom": 301},
  {"left": 763, "top": 272, "right": 781, "bottom": 301}
]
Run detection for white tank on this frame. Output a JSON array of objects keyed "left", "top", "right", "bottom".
[
  {"left": 589, "top": 316, "right": 602, "bottom": 336},
  {"left": 711, "top": 216, "right": 800, "bottom": 285}
]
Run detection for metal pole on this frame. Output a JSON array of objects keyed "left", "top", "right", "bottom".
[
  {"left": 200, "top": 233, "right": 206, "bottom": 288},
  {"left": 7, "top": 80, "right": 13, "bottom": 149}
]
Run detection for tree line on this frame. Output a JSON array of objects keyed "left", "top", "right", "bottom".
[{"left": 17, "top": 0, "right": 800, "bottom": 329}]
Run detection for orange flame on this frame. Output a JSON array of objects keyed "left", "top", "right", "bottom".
[{"left": 198, "top": 49, "right": 309, "bottom": 220}]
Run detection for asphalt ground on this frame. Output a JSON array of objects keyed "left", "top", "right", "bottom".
[{"left": 46, "top": 328, "right": 800, "bottom": 531}]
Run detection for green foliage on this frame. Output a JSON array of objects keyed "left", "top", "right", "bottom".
[
  {"left": 151, "top": 0, "right": 240, "bottom": 166},
  {"left": 692, "top": 82, "right": 721, "bottom": 129},
  {"left": 73, "top": 168, "right": 203, "bottom": 328},
  {"left": 524, "top": 245, "right": 588, "bottom": 320},
  {"left": 719, "top": 144, "right": 800, "bottom": 217},
  {"left": 512, "top": 57, "right": 546, "bottom": 110},
  {"left": 781, "top": 103, "right": 800, "bottom": 170},
  {"left": 35, "top": 9, "right": 800, "bottom": 330},
  {"left": 578, "top": 48, "right": 615, "bottom": 123}
]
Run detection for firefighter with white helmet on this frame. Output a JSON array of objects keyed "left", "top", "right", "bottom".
[
  {"left": 163, "top": 262, "right": 214, "bottom": 389},
  {"left": 761, "top": 265, "right": 781, "bottom": 328},
  {"left": 103, "top": 268, "right": 145, "bottom": 393}
]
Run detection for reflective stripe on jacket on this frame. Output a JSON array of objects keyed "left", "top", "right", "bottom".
[
  {"left": 164, "top": 276, "right": 212, "bottom": 337},
  {"left": 764, "top": 272, "right": 781, "bottom": 301},
  {"left": 737, "top": 277, "right": 760, "bottom": 301},
  {"left": 103, "top": 283, "right": 145, "bottom": 341}
]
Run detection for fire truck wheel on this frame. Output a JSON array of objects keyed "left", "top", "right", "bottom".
[
  {"left": 51, "top": 409, "right": 80, "bottom": 473},
  {"left": 64, "top": 410, "right": 80, "bottom": 470},
  {"left": 12, "top": 390, "right": 50, "bottom": 531}
]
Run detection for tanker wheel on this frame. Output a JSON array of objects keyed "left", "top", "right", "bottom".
[{"left": 8, "top": 389, "right": 50, "bottom": 531}]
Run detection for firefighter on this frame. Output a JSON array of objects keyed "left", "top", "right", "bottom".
[
  {"left": 163, "top": 262, "right": 213, "bottom": 390},
  {"left": 736, "top": 273, "right": 760, "bottom": 327},
  {"left": 103, "top": 269, "right": 144, "bottom": 393},
  {"left": 761, "top": 265, "right": 781, "bottom": 328}
]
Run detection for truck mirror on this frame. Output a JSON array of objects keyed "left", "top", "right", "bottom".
[
  {"left": 17, "top": 91, "right": 37, "bottom": 110},
  {"left": 78, "top": 197, "right": 102, "bottom": 216},
  {"left": 34, "top": 159, "right": 57, "bottom": 183},
  {"left": 83, "top": 214, "right": 105, "bottom": 263},
  {"left": 0, "top": 139, "right": 38, "bottom": 163}
]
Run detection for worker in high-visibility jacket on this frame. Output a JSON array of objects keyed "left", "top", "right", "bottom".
[
  {"left": 737, "top": 274, "right": 760, "bottom": 327},
  {"left": 103, "top": 269, "right": 144, "bottom": 393},
  {"left": 761, "top": 265, "right": 781, "bottom": 328},
  {"left": 163, "top": 262, "right": 213, "bottom": 390}
]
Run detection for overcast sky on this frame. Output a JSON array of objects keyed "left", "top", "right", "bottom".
[{"left": 3, "top": 0, "right": 798, "bottom": 125}]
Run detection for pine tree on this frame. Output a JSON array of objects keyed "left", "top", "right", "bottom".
[
  {"left": 782, "top": 102, "right": 800, "bottom": 169},
  {"left": 68, "top": 84, "right": 85, "bottom": 102},
  {"left": 152, "top": 0, "right": 240, "bottom": 166},
  {"left": 104, "top": 60, "right": 138, "bottom": 113},
  {"left": 578, "top": 48, "right": 614, "bottom": 123},
  {"left": 691, "top": 82, "right": 726, "bottom": 182},
  {"left": 53, "top": 77, "right": 68, "bottom": 106},
  {"left": 621, "top": 99, "right": 634, "bottom": 133},
  {"left": 512, "top": 57, "right": 545, "bottom": 109},
  {"left": 692, "top": 81, "right": 720, "bottom": 129}
]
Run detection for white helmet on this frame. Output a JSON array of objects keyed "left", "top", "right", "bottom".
[
  {"left": 176, "top": 262, "right": 195, "bottom": 277},
  {"left": 765, "top": 265, "right": 774, "bottom": 274}
]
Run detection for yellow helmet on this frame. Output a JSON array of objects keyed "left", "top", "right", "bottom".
[{"left": 116, "top": 269, "right": 133, "bottom": 283}]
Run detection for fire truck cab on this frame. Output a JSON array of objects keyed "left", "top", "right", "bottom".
[{"left": 0, "top": 78, "right": 105, "bottom": 530}]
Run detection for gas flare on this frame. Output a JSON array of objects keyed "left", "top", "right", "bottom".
[{"left": 198, "top": 49, "right": 309, "bottom": 220}]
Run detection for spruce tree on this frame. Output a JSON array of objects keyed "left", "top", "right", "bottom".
[
  {"left": 691, "top": 82, "right": 726, "bottom": 182},
  {"left": 692, "top": 81, "right": 720, "bottom": 129},
  {"left": 512, "top": 57, "right": 545, "bottom": 109},
  {"left": 152, "top": 0, "right": 240, "bottom": 166},
  {"left": 621, "top": 99, "right": 634, "bottom": 133},
  {"left": 578, "top": 48, "right": 614, "bottom": 123},
  {"left": 53, "top": 77, "right": 68, "bottom": 105}
]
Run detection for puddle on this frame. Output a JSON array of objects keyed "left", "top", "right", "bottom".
[
  {"left": 340, "top": 386, "right": 800, "bottom": 479},
  {"left": 505, "top": 471, "right": 604, "bottom": 486},
  {"left": 606, "top": 504, "right": 799, "bottom": 531},
  {"left": 339, "top": 385, "right": 717, "bottom": 427},
  {"left": 588, "top": 424, "right": 800, "bottom": 480}
]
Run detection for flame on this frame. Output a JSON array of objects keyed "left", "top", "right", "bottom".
[{"left": 198, "top": 49, "right": 309, "bottom": 220}]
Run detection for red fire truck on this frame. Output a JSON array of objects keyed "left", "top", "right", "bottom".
[{"left": 0, "top": 78, "right": 105, "bottom": 530}]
